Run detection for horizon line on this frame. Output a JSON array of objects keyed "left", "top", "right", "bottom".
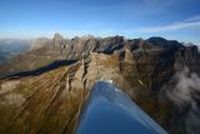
[{"left": 0, "top": 33, "right": 199, "bottom": 45}]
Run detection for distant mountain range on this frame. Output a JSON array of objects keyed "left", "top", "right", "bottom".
[{"left": 0, "top": 34, "right": 199, "bottom": 134}]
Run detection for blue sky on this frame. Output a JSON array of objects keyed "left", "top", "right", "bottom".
[{"left": 0, "top": 0, "right": 200, "bottom": 44}]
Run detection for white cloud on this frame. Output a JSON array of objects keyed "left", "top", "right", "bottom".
[
  {"left": 136, "top": 15, "right": 200, "bottom": 33},
  {"left": 166, "top": 67, "right": 200, "bottom": 106},
  {"left": 164, "top": 67, "right": 200, "bottom": 133},
  {"left": 185, "top": 15, "right": 200, "bottom": 22}
]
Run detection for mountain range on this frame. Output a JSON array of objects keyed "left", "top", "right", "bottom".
[{"left": 0, "top": 33, "right": 200, "bottom": 134}]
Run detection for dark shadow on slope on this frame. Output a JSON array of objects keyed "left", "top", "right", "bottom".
[{"left": 2, "top": 59, "right": 77, "bottom": 79}]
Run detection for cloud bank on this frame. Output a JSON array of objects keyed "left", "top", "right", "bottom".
[{"left": 164, "top": 67, "right": 200, "bottom": 133}]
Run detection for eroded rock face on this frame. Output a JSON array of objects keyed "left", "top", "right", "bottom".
[
  {"left": 0, "top": 64, "right": 89, "bottom": 134},
  {"left": 0, "top": 53, "right": 122, "bottom": 134},
  {"left": 0, "top": 35, "right": 200, "bottom": 134}
]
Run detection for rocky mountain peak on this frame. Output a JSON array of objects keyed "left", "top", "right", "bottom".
[
  {"left": 53, "top": 33, "right": 65, "bottom": 46},
  {"left": 53, "top": 33, "right": 64, "bottom": 40},
  {"left": 147, "top": 37, "right": 184, "bottom": 49}
]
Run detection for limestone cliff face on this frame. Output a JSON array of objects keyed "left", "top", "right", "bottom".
[{"left": 0, "top": 35, "right": 200, "bottom": 134}]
